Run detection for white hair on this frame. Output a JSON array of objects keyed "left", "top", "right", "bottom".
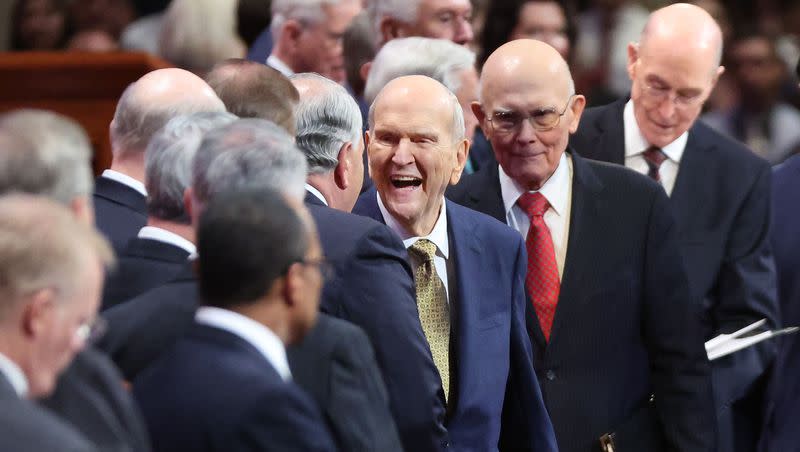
[
  {"left": 145, "top": 111, "right": 237, "bottom": 224},
  {"left": 368, "top": 0, "right": 421, "bottom": 40},
  {"left": 0, "top": 109, "right": 93, "bottom": 204},
  {"left": 290, "top": 73, "right": 363, "bottom": 174},
  {"left": 193, "top": 119, "right": 308, "bottom": 203},
  {"left": 364, "top": 37, "right": 475, "bottom": 104},
  {"left": 271, "top": 0, "right": 343, "bottom": 39}
]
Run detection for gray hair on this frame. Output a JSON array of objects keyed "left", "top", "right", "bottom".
[
  {"left": 271, "top": 0, "right": 342, "bottom": 39},
  {"left": 110, "top": 80, "right": 226, "bottom": 159},
  {"left": 192, "top": 119, "right": 308, "bottom": 204},
  {"left": 364, "top": 37, "right": 475, "bottom": 104},
  {"left": 290, "top": 73, "right": 363, "bottom": 174},
  {"left": 368, "top": 77, "right": 466, "bottom": 140},
  {"left": 0, "top": 109, "right": 93, "bottom": 204},
  {"left": 368, "top": 0, "right": 421, "bottom": 40},
  {"left": 145, "top": 111, "right": 238, "bottom": 223}
]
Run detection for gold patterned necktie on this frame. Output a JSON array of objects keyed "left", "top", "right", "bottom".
[{"left": 409, "top": 239, "right": 451, "bottom": 402}]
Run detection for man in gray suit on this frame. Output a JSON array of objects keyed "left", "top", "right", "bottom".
[{"left": 0, "top": 190, "right": 112, "bottom": 452}]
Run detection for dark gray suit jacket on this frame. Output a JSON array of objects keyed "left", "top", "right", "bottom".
[{"left": 0, "top": 371, "right": 98, "bottom": 452}]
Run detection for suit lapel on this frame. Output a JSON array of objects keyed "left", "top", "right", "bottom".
[
  {"left": 668, "top": 126, "right": 715, "bottom": 235},
  {"left": 583, "top": 100, "right": 627, "bottom": 164}
]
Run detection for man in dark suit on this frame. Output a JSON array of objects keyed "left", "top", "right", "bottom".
[
  {"left": 0, "top": 111, "right": 151, "bottom": 452},
  {"left": 101, "top": 111, "right": 237, "bottom": 310},
  {"left": 134, "top": 188, "right": 336, "bottom": 452},
  {"left": 0, "top": 194, "right": 113, "bottom": 452},
  {"left": 448, "top": 39, "right": 715, "bottom": 452},
  {"left": 760, "top": 153, "right": 800, "bottom": 451},
  {"left": 567, "top": 5, "right": 779, "bottom": 450},
  {"left": 353, "top": 74, "right": 557, "bottom": 451},
  {"left": 96, "top": 68, "right": 227, "bottom": 254},
  {"left": 291, "top": 72, "right": 444, "bottom": 451}
]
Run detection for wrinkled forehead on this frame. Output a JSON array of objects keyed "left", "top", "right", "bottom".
[{"left": 481, "top": 66, "right": 571, "bottom": 112}]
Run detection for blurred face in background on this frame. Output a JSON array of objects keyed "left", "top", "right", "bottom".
[
  {"left": 510, "top": 1, "right": 570, "bottom": 60},
  {"left": 14, "top": 0, "right": 66, "bottom": 50},
  {"left": 294, "top": 0, "right": 362, "bottom": 83},
  {"left": 411, "top": 0, "right": 474, "bottom": 46}
]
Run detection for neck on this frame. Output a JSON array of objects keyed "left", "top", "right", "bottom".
[
  {"left": 306, "top": 174, "right": 348, "bottom": 211},
  {"left": 270, "top": 46, "right": 298, "bottom": 73},
  {"left": 232, "top": 299, "right": 290, "bottom": 345},
  {"left": 146, "top": 217, "right": 195, "bottom": 244},
  {"left": 403, "top": 200, "right": 443, "bottom": 237},
  {"left": 109, "top": 153, "right": 145, "bottom": 183}
]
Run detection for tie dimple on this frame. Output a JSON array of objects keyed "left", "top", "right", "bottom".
[{"left": 642, "top": 146, "right": 667, "bottom": 183}]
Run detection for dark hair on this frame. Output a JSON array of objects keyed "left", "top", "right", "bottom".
[
  {"left": 237, "top": 0, "right": 273, "bottom": 47},
  {"left": 197, "top": 187, "right": 308, "bottom": 308},
  {"left": 478, "top": 0, "right": 576, "bottom": 69},
  {"left": 205, "top": 59, "right": 300, "bottom": 135},
  {"left": 10, "top": 0, "right": 71, "bottom": 51}
]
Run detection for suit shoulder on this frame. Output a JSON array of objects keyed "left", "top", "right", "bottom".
[
  {"left": 0, "top": 398, "right": 95, "bottom": 451},
  {"left": 447, "top": 200, "right": 522, "bottom": 244},
  {"left": 692, "top": 121, "right": 770, "bottom": 171}
]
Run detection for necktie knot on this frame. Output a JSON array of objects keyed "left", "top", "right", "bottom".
[
  {"left": 517, "top": 192, "right": 550, "bottom": 218},
  {"left": 410, "top": 239, "right": 437, "bottom": 263},
  {"left": 643, "top": 146, "right": 667, "bottom": 170}
]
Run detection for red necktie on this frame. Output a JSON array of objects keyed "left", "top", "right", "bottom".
[
  {"left": 517, "top": 192, "right": 560, "bottom": 341},
  {"left": 642, "top": 146, "right": 667, "bottom": 183}
]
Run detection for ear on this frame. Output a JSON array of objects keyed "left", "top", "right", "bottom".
[
  {"left": 471, "top": 101, "right": 489, "bottom": 136},
  {"left": 282, "top": 262, "right": 303, "bottom": 309},
  {"left": 282, "top": 19, "right": 305, "bottom": 49},
  {"left": 69, "top": 196, "right": 95, "bottom": 226},
  {"left": 379, "top": 17, "right": 405, "bottom": 43},
  {"left": 567, "top": 95, "right": 587, "bottom": 134},
  {"left": 359, "top": 61, "right": 372, "bottom": 84},
  {"left": 627, "top": 42, "right": 639, "bottom": 81},
  {"left": 449, "top": 138, "right": 470, "bottom": 186},
  {"left": 710, "top": 65, "right": 725, "bottom": 90},
  {"left": 333, "top": 142, "right": 353, "bottom": 191},
  {"left": 364, "top": 131, "right": 373, "bottom": 179},
  {"left": 184, "top": 187, "right": 196, "bottom": 226},
  {"left": 21, "top": 289, "right": 57, "bottom": 340}
]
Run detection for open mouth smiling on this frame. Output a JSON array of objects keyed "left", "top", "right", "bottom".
[{"left": 391, "top": 175, "right": 423, "bottom": 189}]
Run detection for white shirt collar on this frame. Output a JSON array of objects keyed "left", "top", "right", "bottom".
[
  {"left": 0, "top": 352, "right": 28, "bottom": 397},
  {"left": 377, "top": 192, "right": 449, "bottom": 259},
  {"left": 101, "top": 169, "right": 147, "bottom": 196},
  {"left": 499, "top": 152, "right": 570, "bottom": 217},
  {"left": 304, "top": 184, "right": 328, "bottom": 206},
  {"left": 623, "top": 99, "right": 687, "bottom": 163},
  {"left": 266, "top": 55, "right": 294, "bottom": 78},
  {"left": 195, "top": 306, "right": 292, "bottom": 382},
  {"left": 137, "top": 226, "right": 196, "bottom": 255}
]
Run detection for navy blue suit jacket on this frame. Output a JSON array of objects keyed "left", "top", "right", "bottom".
[
  {"left": 761, "top": 155, "right": 800, "bottom": 451},
  {"left": 353, "top": 191, "right": 558, "bottom": 452},
  {"left": 101, "top": 236, "right": 190, "bottom": 311},
  {"left": 448, "top": 151, "right": 715, "bottom": 452},
  {"left": 570, "top": 100, "right": 779, "bottom": 450},
  {"left": 93, "top": 176, "right": 147, "bottom": 255},
  {"left": 133, "top": 323, "right": 336, "bottom": 452},
  {"left": 305, "top": 193, "right": 448, "bottom": 451}
]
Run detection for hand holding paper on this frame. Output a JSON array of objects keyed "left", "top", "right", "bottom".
[{"left": 705, "top": 319, "right": 799, "bottom": 361}]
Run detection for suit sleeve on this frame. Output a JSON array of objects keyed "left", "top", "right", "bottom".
[
  {"left": 327, "top": 224, "right": 448, "bottom": 452},
  {"left": 710, "top": 162, "right": 779, "bottom": 404},
  {"left": 499, "top": 237, "right": 559, "bottom": 452},
  {"left": 643, "top": 188, "right": 717, "bottom": 452},
  {"left": 327, "top": 323, "right": 404, "bottom": 452}
]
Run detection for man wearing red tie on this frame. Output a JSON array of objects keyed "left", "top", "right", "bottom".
[{"left": 448, "top": 39, "right": 715, "bottom": 452}]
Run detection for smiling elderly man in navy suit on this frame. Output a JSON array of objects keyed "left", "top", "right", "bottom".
[{"left": 353, "top": 74, "right": 557, "bottom": 452}]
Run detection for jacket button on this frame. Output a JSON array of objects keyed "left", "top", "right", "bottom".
[{"left": 546, "top": 370, "right": 556, "bottom": 381}]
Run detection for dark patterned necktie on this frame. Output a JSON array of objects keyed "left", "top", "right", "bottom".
[{"left": 643, "top": 146, "right": 667, "bottom": 183}]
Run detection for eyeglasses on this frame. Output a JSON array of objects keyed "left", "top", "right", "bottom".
[
  {"left": 486, "top": 94, "right": 576, "bottom": 134},
  {"left": 298, "top": 257, "right": 335, "bottom": 281},
  {"left": 641, "top": 81, "right": 703, "bottom": 108},
  {"left": 75, "top": 316, "right": 107, "bottom": 344}
]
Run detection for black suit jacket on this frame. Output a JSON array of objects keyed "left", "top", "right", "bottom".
[
  {"left": 760, "top": 155, "right": 800, "bottom": 452},
  {"left": 0, "top": 372, "right": 98, "bottom": 452},
  {"left": 448, "top": 150, "right": 716, "bottom": 452},
  {"left": 570, "top": 100, "right": 779, "bottom": 450},
  {"left": 305, "top": 192, "right": 448, "bottom": 452},
  {"left": 133, "top": 323, "right": 336, "bottom": 452},
  {"left": 93, "top": 176, "right": 147, "bottom": 255},
  {"left": 40, "top": 347, "right": 151, "bottom": 452},
  {"left": 101, "top": 236, "right": 190, "bottom": 311},
  {"left": 288, "top": 314, "right": 402, "bottom": 452}
]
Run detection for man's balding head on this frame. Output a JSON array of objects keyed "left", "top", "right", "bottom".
[
  {"left": 110, "top": 68, "right": 226, "bottom": 159},
  {"left": 627, "top": 3, "right": 724, "bottom": 148},
  {"left": 474, "top": 39, "right": 585, "bottom": 190},
  {"left": 367, "top": 75, "right": 468, "bottom": 236}
]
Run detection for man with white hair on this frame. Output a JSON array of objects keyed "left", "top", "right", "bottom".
[
  {"left": 0, "top": 194, "right": 111, "bottom": 452},
  {"left": 291, "top": 72, "right": 447, "bottom": 451},
  {"left": 98, "top": 68, "right": 226, "bottom": 254},
  {"left": 268, "top": 0, "right": 362, "bottom": 84},
  {"left": 101, "top": 111, "right": 237, "bottom": 310},
  {"left": 369, "top": 0, "right": 474, "bottom": 47}
]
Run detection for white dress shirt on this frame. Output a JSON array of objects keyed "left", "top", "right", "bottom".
[
  {"left": 499, "top": 152, "right": 573, "bottom": 278},
  {"left": 377, "top": 193, "right": 452, "bottom": 304},
  {"left": 266, "top": 55, "right": 294, "bottom": 78},
  {"left": 304, "top": 184, "right": 328, "bottom": 206},
  {"left": 623, "top": 99, "right": 687, "bottom": 196},
  {"left": 137, "top": 226, "right": 196, "bottom": 255},
  {"left": 0, "top": 352, "right": 28, "bottom": 397},
  {"left": 195, "top": 306, "right": 293, "bottom": 382},
  {"left": 101, "top": 169, "right": 147, "bottom": 196}
]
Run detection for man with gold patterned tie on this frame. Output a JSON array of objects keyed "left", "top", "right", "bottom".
[{"left": 353, "top": 75, "right": 557, "bottom": 452}]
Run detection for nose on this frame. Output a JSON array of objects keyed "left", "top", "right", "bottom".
[
  {"left": 391, "top": 139, "right": 415, "bottom": 166},
  {"left": 515, "top": 117, "right": 538, "bottom": 143},
  {"left": 656, "top": 95, "right": 676, "bottom": 119},
  {"left": 455, "top": 19, "right": 474, "bottom": 45}
]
